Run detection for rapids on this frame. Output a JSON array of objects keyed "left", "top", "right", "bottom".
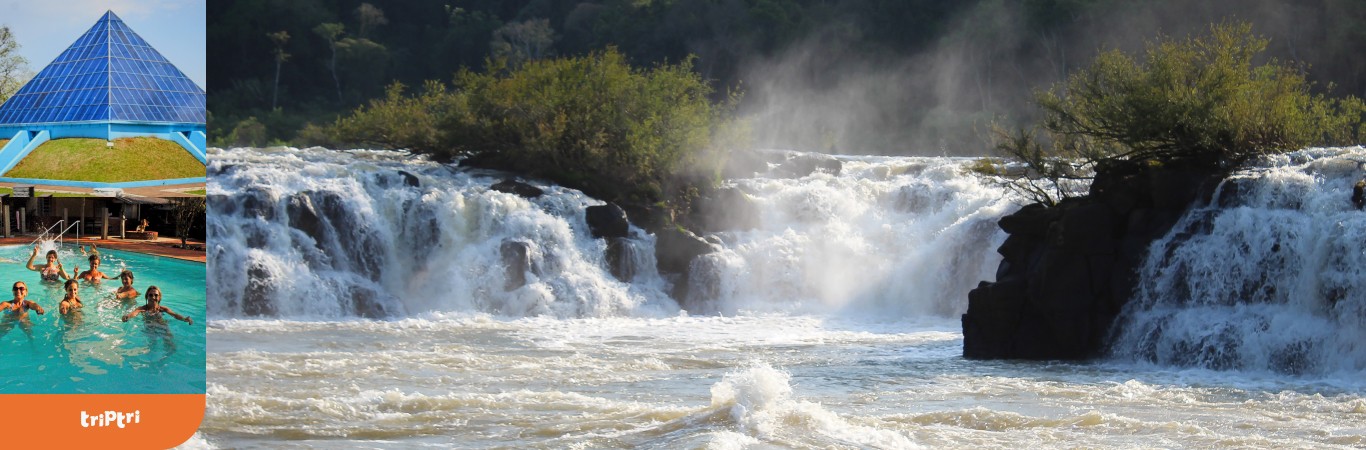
[{"left": 199, "top": 146, "right": 1366, "bottom": 449}]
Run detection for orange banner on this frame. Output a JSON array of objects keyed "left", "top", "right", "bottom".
[{"left": 0, "top": 394, "right": 204, "bottom": 448}]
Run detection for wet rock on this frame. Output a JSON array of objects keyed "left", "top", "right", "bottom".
[
  {"left": 501, "top": 240, "right": 532, "bottom": 290},
  {"left": 776, "top": 153, "right": 842, "bottom": 178},
  {"left": 207, "top": 194, "right": 236, "bottom": 216},
  {"left": 348, "top": 285, "right": 392, "bottom": 319},
  {"left": 655, "top": 227, "right": 714, "bottom": 275},
  {"left": 605, "top": 237, "right": 635, "bottom": 281},
  {"left": 397, "top": 170, "right": 420, "bottom": 188},
  {"left": 691, "top": 187, "right": 761, "bottom": 232},
  {"left": 243, "top": 261, "right": 277, "bottom": 317},
  {"left": 286, "top": 192, "right": 327, "bottom": 242},
  {"left": 585, "top": 203, "right": 630, "bottom": 239},
  {"left": 491, "top": 179, "right": 544, "bottom": 198},
  {"left": 1353, "top": 179, "right": 1365, "bottom": 210},
  {"left": 240, "top": 187, "right": 276, "bottom": 221},
  {"left": 964, "top": 164, "right": 1220, "bottom": 361}
]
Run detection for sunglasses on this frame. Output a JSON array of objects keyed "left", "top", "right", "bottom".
[{"left": 12, "top": 287, "right": 25, "bottom": 291}]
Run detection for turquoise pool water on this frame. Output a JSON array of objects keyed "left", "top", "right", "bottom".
[{"left": 0, "top": 243, "right": 205, "bottom": 394}]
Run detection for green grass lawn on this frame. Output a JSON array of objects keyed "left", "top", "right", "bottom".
[
  {"left": 185, "top": 189, "right": 206, "bottom": 195},
  {"left": 0, "top": 187, "right": 95, "bottom": 197},
  {"left": 4, "top": 137, "right": 205, "bottom": 182}
]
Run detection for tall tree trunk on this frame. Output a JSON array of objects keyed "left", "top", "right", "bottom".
[
  {"left": 330, "top": 44, "right": 342, "bottom": 103},
  {"left": 272, "top": 59, "right": 282, "bottom": 110}
]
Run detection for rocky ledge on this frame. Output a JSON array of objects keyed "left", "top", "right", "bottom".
[{"left": 962, "top": 161, "right": 1222, "bottom": 359}]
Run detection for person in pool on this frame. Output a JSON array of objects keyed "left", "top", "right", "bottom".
[
  {"left": 122, "top": 286, "right": 191, "bottom": 356},
  {"left": 58, "top": 279, "right": 83, "bottom": 328},
  {"left": 75, "top": 254, "right": 113, "bottom": 283},
  {"left": 58, "top": 279, "right": 83, "bottom": 314},
  {"left": 25, "top": 245, "right": 71, "bottom": 282},
  {"left": 0, "top": 281, "right": 45, "bottom": 339},
  {"left": 122, "top": 286, "right": 192, "bottom": 325},
  {"left": 80, "top": 244, "right": 100, "bottom": 259},
  {"left": 114, "top": 270, "right": 139, "bottom": 301}
]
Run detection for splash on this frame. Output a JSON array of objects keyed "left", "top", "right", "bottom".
[{"left": 703, "top": 363, "right": 921, "bottom": 448}]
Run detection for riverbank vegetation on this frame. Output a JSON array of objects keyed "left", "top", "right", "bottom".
[
  {"left": 996, "top": 22, "right": 1366, "bottom": 205},
  {"left": 321, "top": 49, "right": 743, "bottom": 215}
]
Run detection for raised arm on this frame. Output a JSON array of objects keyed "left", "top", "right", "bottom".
[
  {"left": 25, "top": 246, "right": 38, "bottom": 271},
  {"left": 161, "top": 306, "right": 193, "bottom": 325},
  {"left": 29, "top": 301, "right": 44, "bottom": 315},
  {"left": 121, "top": 307, "right": 144, "bottom": 322}
]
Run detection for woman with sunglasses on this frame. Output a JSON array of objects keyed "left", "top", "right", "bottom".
[{"left": 0, "top": 281, "right": 44, "bottom": 339}]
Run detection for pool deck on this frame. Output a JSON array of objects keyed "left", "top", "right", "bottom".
[{"left": 0, "top": 235, "right": 205, "bottom": 263}]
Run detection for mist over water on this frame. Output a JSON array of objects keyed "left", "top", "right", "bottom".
[
  {"left": 202, "top": 146, "right": 1366, "bottom": 448},
  {"left": 206, "top": 147, "right": 1016, "bottom": 321}
]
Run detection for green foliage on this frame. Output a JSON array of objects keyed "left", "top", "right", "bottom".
[
  {"left": 0, "top": 25, "right": 28, "bottom": 104},
  {"left": 328, "top": 81, "right": 446, "bottom": 153},
  {"left": 965, "top": 157, "right": 1004, "bottom": 176},
  {"left": 330, "top": 49, "right": 739, "bottom": 211},
  {"left": 225, "top": 116, "right": 268, "bottom": 147},
  {"left": 998, "top": 22, "right": 1366, "bottom": 205}
]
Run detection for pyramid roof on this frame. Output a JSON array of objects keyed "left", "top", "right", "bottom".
[{"left": 0, "top": 11, "right": 205, "bottom": 126}]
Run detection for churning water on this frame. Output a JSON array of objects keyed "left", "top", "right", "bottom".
[{"left": 197, "top": 146, "right": 1366, "bottom": 449}]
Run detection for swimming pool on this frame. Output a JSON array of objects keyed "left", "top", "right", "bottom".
[{"left": 0, "top": 243, "right": 205, "bottom": 394}]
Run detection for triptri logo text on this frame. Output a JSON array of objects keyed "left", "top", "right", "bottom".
[{"left": 80, "top": 410, "right": 141, "bottom": 428}]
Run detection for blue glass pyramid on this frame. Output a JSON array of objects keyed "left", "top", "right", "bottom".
[{"left": 0, "top": 11, "right": 205, "bottom": 125}]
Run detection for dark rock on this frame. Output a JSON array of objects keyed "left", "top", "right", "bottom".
[
  {"left": 964, "top": 164, "right": 1218, "bottom": 361},
  {"left": 348, "top": 285, "right": 391, "bottom": 319},
  {"left": 398, "top": 170, "right": 420, "bottom": 187},
  {"left": 585, "top": 203, "right": 630, "bottom": 239},
  {"left": 997, "top": 203, "right": 1061, "bottom": 236},
  {"left": 1150, "top": 169, "right": 1206, "bottom": 211},
  {"left": 287, "top": 192, "right": 326, "bottom": 242},
  {"left": 1353, "top": 179, "right": 1365, "bottom": 210},
  {"left": 500, "top": 240, "right": 532, "bottom": 290},
  {"left": 207, "top": 194, "right": 236, "bottom": 216},
  {"left": 654, "top": 227, "right": 714, "bottom": 275},
  {"left": 240, "top": 187, "right": 276, "bottom": 221},
  {"left": 244, "top": 261, "right": 277, "bottom": 317},
  {"left": 605, "top": 237, "right": 635, "bottom": 281},
  {"left": 491, "top": 179, "right": 544, "bottom": 198},
  {"left": 776, "top": 153, "right": 841, "bottom": 178},
  {"left": 621, "top": 204, "right": 667, "bottom": 234},
  {"left": 691, "top": 187, "right": 761, "bottom": 232},
  {"left": 1058, "top": 203, "right": 1116, "bottom": 254}
]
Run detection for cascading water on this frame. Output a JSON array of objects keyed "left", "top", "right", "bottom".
[
  {"left": 207, "top": 147, "right": 676, "bottom": 319},
  {"left": 1110, "top": 146, "right": 1366, "bottom": 375},
  {"left": 201, "top": 146, "right": 1366, "bottom": 449},
  {"left": 205, "top": 147, "right": 1019, "bottom": 321}
]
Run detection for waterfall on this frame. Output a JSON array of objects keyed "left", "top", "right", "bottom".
[
  {"left": 1109, "top": 146, "right": 1366, "bottom": 375},
  {"left": 206, "top": 147, "right": 1019, "bottom": 320}
]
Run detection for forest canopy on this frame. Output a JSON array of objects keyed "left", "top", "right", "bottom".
[{"left": 208, "top": 0, "right": 1366, "bottom": 154}]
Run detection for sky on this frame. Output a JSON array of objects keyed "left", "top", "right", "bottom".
[{"left": 1, "top": 0, "right": 206, "bottom": 88}]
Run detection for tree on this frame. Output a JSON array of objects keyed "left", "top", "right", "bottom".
[
  {"left": 171, "top": 197, "right": 205, "bottom": 248},
  {"left": 314, "top": 23, "right": 345, "bottom": 104},
  {"left": 997, "top": 22, "right": 1366, "bottom": 205},
  {"left": 267, "top": 31, "right": 290, "bottom": 110},
  {"left": 0, "top": 26, "right": 29, "bottom": 104},
  {"left": 490, "top": 19, "right": 556, "bottom": 67},
  {"left": 354, "top": 3, "right": 388, "bottom": 39}
]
